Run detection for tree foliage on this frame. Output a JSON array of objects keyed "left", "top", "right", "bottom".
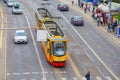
[{"left": 112, "top": 0, "right": 120, "bottom": 3}]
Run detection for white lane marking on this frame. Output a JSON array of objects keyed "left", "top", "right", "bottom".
[
  {"left": 105, "top": 76, "right": 112, "bottom": 80},
  {"left": 55, "top": 72, "right": 58, "bottom": 73},
  {"left": 32, "top": 72, "right": 39, "bottom": 74},
  {"left": 72, "top": 77, "right": 78, "bottom": 80},
  {"left": 82, "top": 77, "right": 86, "bottom": 80},
  {"left": 13, "top": 73, "right": 21, "bottom": 75},
  {"left": 6, "top": 73, "right": 11, "bottom": 76},
  {"left": 96, "top": 76, "right": 102, "bottom": 80},
  {"left": 52, "top": 6, "right": 120, "bottom": 80},
  {"left": 43, "top": 72, "right": 48, "bottom": 74},
  {"left": 0, "top": 7, "right": 3, "bottom": 18},
  {"left": 41, "top": 78, "right": 46, "bottom": 80},
  {"left": 21, "top": 79, "right": 26, "bottom": 80},
  {"left": 59, "top": 71, "right": 66, "bottom": 73},
  {"left": 49, "top": 71, "right": 53, "bottom": 73},
  {"left": 5, "top": 9, "right": 8, "bottom": 80},
  {"left": 23, "top": 10, "right": 46, "bottom": 79},
  {"left": 0, "top": 22, "right": 3, "bottom": 48},
  {"left": 31, "top": 79, "right": 36, "bottom": 80},
  {"left": 22, "top": 72, "right": 30, "bottom": 75},
  {"left": 61, "top": 77, "right": 66, "bottom": 80}
]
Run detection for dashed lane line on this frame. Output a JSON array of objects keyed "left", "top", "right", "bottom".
[
  {"left": 23, "top": 10, "right": 46, "bottom": 79},
  {"left": 22, "top": 72, "right": 30, "bottom": 75},
  {"left": 13, "top": 73, "right": 21, "bottom": 75},
  {"left": 32, "top": 72, "right": 39, "bottom": 75},
  {"left": 96, "top": 76, "right": 102, "bottom": 80}
]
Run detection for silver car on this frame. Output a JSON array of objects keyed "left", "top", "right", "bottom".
[
  {"left": 12, "top": 3, "right": 23, "bottom": 14},
  {"left": 7, "top": 0, "right": 14, "bottom": 7},
  {"left": 14, "top": 30, "right": 28, "bottom": 44}
]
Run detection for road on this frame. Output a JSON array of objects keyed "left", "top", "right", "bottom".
[{"left": 0, "top": 0, "right": 120, "bottom": 80}]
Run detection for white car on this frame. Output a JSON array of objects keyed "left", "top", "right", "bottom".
[
  {"left": 12, "top": 2, "right": 23, "bottom": 14},
  {"left": 14, "top": 30, "right": 28, "bottom": 44},
  {"left": 7, "top": 0, "right": 14, "bottom": 7}
]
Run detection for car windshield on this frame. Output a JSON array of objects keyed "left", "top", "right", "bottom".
[
  {"left": 53, "top": 42, "right": 66, "bottom": 56},
  {"left": 60, "top": 4, "right": 67, "bottom": 6},
  {"left": 8, "top": 0, "right": 14, "bottom": 2},
  {"left": 16, "top": 32, "right": 25, "bottom": 36},
  {"left": 74, "top": 17, "right": 83, "bottom": 20},
  {"left": 14, "top": 4, "right": 20, "bottom": 8}
]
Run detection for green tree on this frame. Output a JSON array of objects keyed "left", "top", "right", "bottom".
[{"left": 112, "top": 0, "right": 120, "bottom": 3}]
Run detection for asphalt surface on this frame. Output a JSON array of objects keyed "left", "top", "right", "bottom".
[{"left": 0, "top": 0, "right": 120, "bottom": 80}]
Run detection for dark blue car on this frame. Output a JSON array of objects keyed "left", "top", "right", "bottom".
[{"left": 71, "top": 16, "right": 84, "bottom": 26}]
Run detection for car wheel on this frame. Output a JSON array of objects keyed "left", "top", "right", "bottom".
[
  {"left": 25, "top": 42, "right": 28, "bottom": 44},
  {"left": 82, "top": 24, "right": 84, "bottom": 26}
]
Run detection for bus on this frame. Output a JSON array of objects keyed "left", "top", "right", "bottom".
[{"left": 35, "top": 7, "right": 68, "bottom": 67}]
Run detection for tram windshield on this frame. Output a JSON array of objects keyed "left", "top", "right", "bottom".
[{"left": 53, "top": 42, "right": 66, "bottom": 56}]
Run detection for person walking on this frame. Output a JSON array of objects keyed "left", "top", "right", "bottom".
[{"left": 85, "top": 71, "right": 90, "bottom": 80}]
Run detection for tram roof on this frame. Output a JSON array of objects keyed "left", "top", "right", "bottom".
[{"left": 37, "top": 6, "right": 61, "bottom": 19}]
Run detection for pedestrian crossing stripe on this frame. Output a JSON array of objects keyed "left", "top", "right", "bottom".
[
  {"left": 82, "top": 77, "right": 86, "bottom": 80},
  {"left": 6, "top": 73, "right": 113, "bottom": 80},
  {"left": 105, "top": 76, "right": 112, "bottom": 80},
  {"left": 96, "top": 76, "right": 102, "bottom": 80},
  {"left": 61, "top": 77, "right": 67, "bottom": 80}
]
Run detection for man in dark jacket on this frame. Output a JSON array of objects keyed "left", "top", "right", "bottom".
[
  {"left": 112, "top": 20, "right": 117, "bottom": 32},
  {"left": 85, "top": 71, "right": 90, "bottom": 80}
]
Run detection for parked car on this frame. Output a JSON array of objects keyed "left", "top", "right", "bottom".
[
  {"left": 12, "top": 2, "right": 23, "bottom": 14},
  {"left": 7, "top": 0, "right": 14, "bottom": 7},
  {"left": 71, "top": 16, "right": 84, "bottom": 26},
  {"left": 57, "top": 3, "right": 69, "bottom": 11},
  {"left": 3, "top": 0, "right": 8, "bottom": 3},
  {"left": 14, "top": 30, "right": 28, "bottom": 44}
]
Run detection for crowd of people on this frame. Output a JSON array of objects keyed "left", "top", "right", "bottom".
[{"left": 76, "top": 1, "right": 119, "bottom": 33}]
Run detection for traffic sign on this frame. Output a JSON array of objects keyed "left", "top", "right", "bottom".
[
  {"left": 36, "top": 30, "right": 47, "bottom": 41},
  {"left": 117, "top": 27, "right": 120, "bottom": 38}
]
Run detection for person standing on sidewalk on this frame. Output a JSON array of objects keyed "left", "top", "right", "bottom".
[
  {"left": 78, "top": 0, "right": 80, "bottom": 7},
  {"left": 107, "top": 21, "right": 111, "bottom": 32},
  {"left": 81, "top": 2, "right": 84, "bottom": 8},
  {"left": 85, "top": 71, "right": 90, "bottom": 80},
  {"left": 112, "top": 20, "right": 117, "bottom": 32},
  {"left": 71, "top": 0, "right": 74, "bottom": 5}
]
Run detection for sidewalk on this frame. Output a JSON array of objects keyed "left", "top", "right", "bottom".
[{"left": 70, "top": 0, "right": 120, "bottom": 43}]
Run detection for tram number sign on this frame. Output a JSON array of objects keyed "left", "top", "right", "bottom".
[{"left": 37, "top": 30, "right": 47, "bottom": 41}]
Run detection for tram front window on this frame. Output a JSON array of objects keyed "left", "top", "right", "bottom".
[{"left": 53, "top": 42, "right": 66, "bottom": 56}]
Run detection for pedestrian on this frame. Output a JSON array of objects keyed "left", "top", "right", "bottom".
[
  {"left": 112, "top": 20, "right": 117, "bottom": 32},
  {"left": 107, "top": 21, "right": 111, "bottom": 32},
  {"left": 97, "top": 17, "right": 100, "bottom": 27},
  {"left": 84, "top": 7, "right": 87, "bottom": 13},
  {"left": 71, "top": 0, "right": 74, "bottom": 5},
  {"left": 87, "top": 3, "right": 90, "bottom": 12},
  {"left": 78, "top": 0, "right": 80, "bottom": 7},
  {"left": 81, "top": 2, "right": 84, "bottom": 8},
  {"left": 100, "top": 17, "right": 103, "bottom": 25},
  {"left": 85, "top": 71, "right": 90, "bottom": 80}
]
